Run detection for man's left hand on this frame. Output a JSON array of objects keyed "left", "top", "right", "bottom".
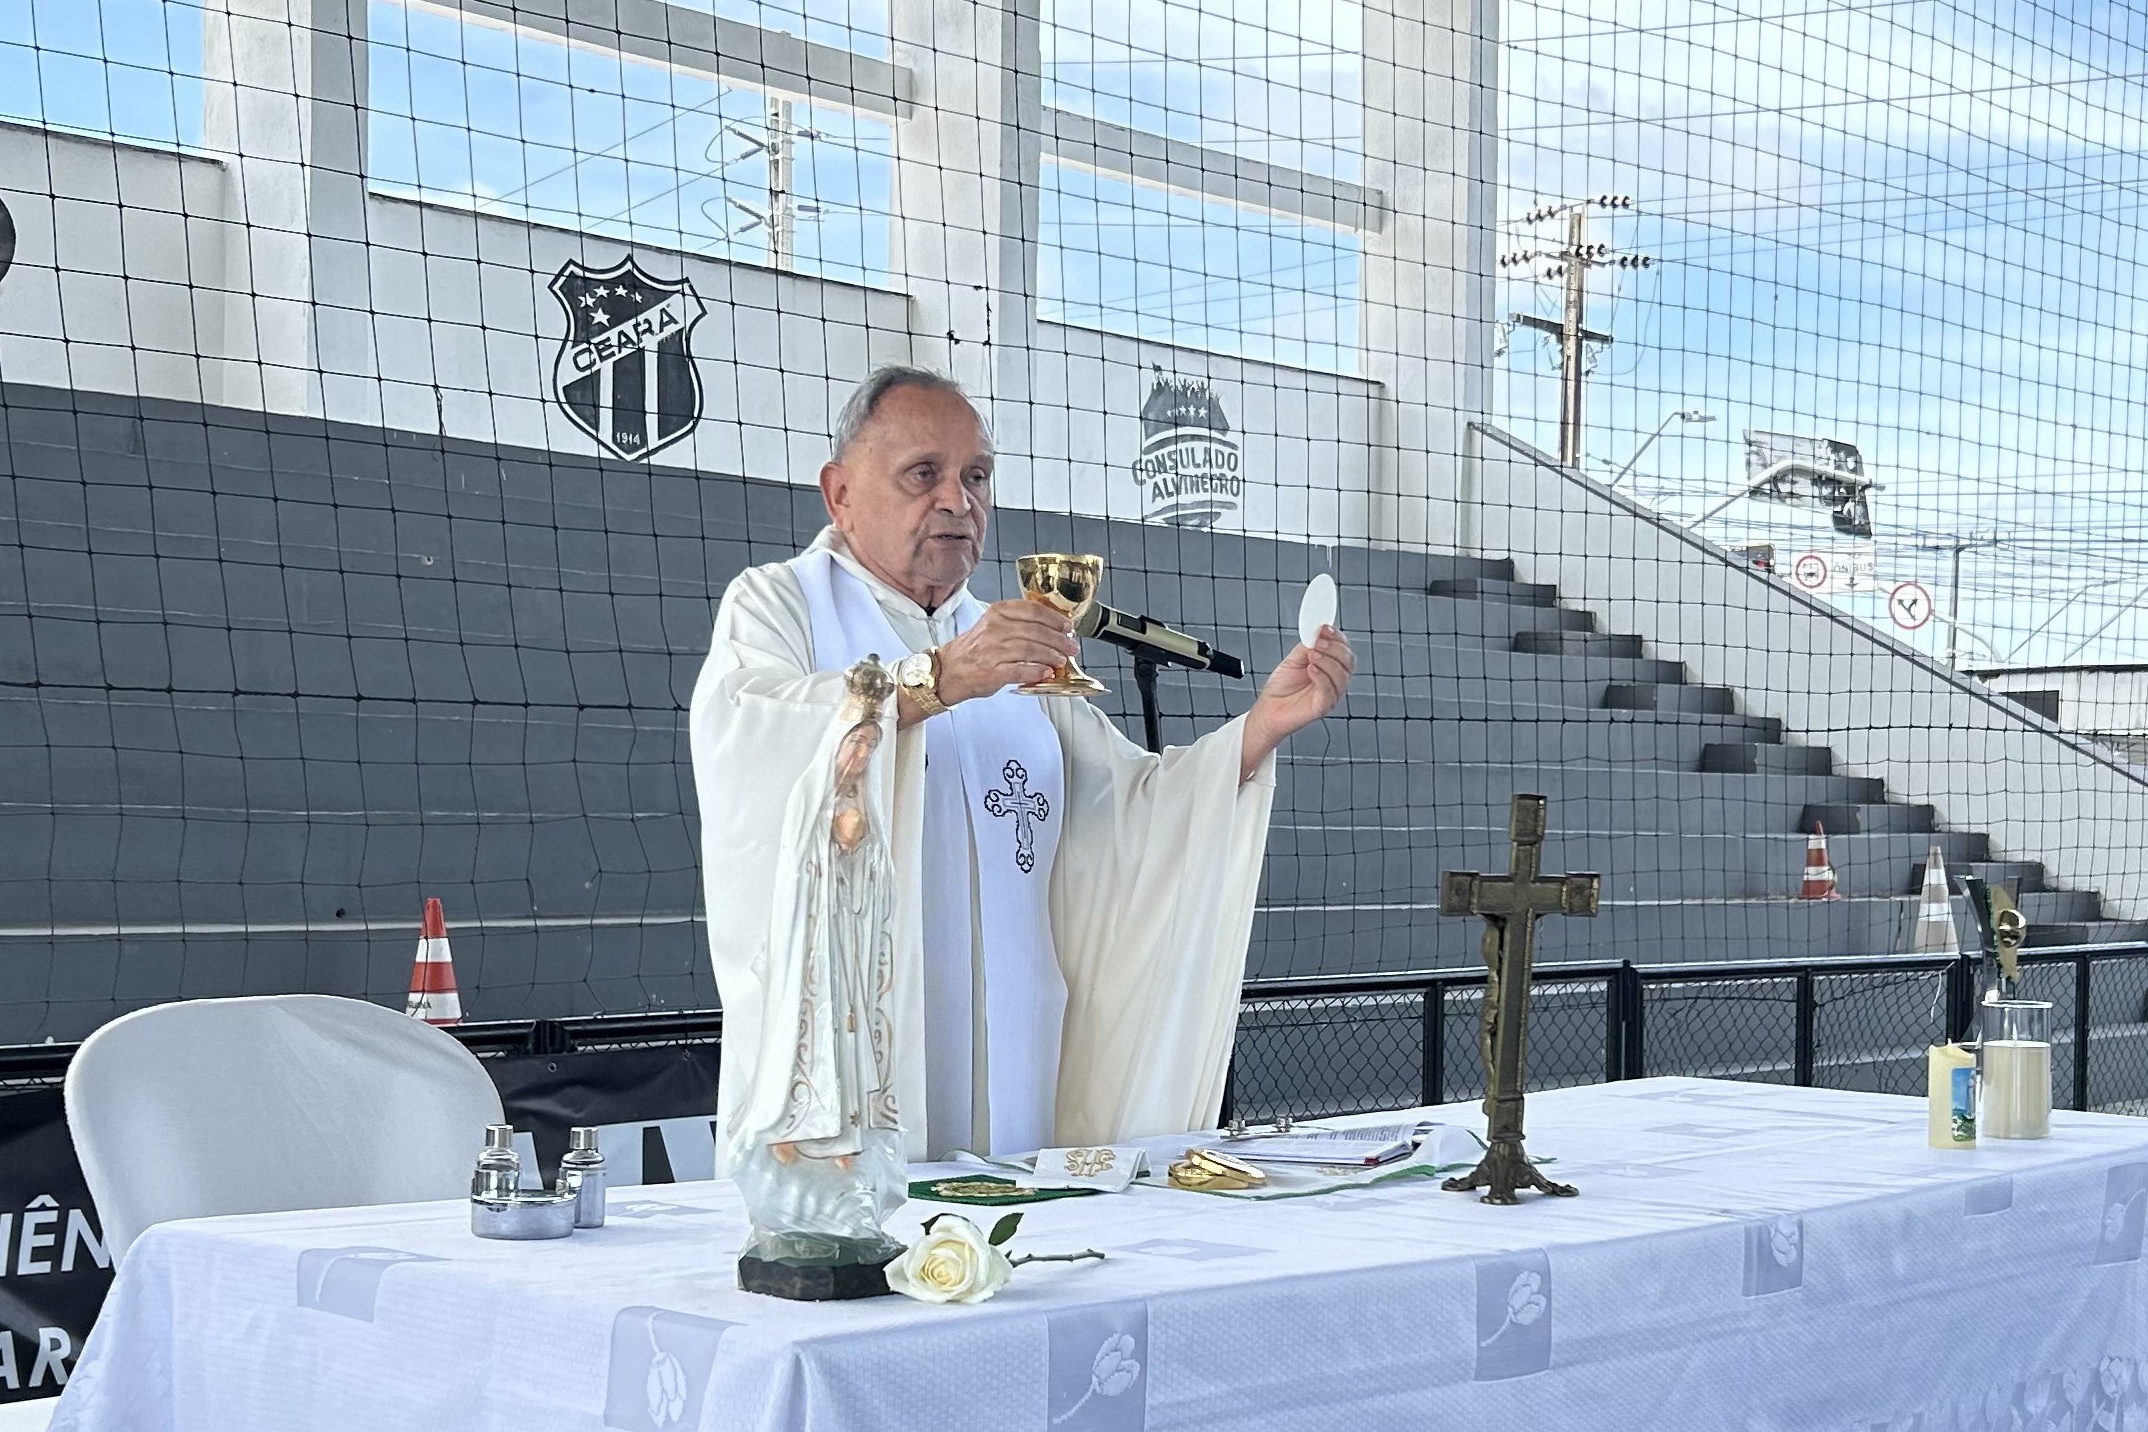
[{"left": 1240, "top": 626, "right": 1355, "bottom": 780}]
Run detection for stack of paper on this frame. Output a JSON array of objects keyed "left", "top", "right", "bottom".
[{"left": 1228, "top": 1122, "right": 1429, "bottom": 1168}]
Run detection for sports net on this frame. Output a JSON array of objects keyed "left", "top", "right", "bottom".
[{"left": 3, "top": 0, "right": 2147, "bottom": 1099}]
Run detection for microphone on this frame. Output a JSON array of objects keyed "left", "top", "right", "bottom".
[{"left": 1077, "top": 604, "right": 1245, "bottom": 679}]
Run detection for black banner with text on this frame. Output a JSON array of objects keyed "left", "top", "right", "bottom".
[{"left": 0, "top": 1087, "right": 110, "bottom": 1404}]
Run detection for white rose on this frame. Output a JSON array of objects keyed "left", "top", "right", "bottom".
[{"left": 886, "top": 1216, "right": 1014, "bottom": 1305}]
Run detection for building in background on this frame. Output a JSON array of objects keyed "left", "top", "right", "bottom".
[{"left": 1971, "top": 666, "right": 2148, "bottom": 768}]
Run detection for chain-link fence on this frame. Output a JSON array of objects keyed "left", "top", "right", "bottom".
[{"left": 1227, "top": 946, "right": 2148, "bottom": 1123}]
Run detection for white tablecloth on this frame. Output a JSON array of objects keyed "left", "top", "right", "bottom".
[{"left": 49, "top": 1077, "right": 2148, "bottom": 1432}]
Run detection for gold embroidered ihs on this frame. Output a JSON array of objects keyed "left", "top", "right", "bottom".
[{"left": 1062, "top": 1147, "right": 1117, "bottom": 1177}]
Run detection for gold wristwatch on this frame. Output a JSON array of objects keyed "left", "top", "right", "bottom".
[{"left": 896, "top": 649, "right": 949, "bottom": 717}]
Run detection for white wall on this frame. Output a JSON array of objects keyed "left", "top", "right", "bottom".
[
  {"left": 0, "top": 132, "right": 1388, "bottom": 540},
  {"left": 329, "top": 197, "right": 1382, "bottom": 540},
  {"left": 1009, "top": 324, "right": 1379, "bottom": 542},
  {"left": 317, "top": 194, "right": 917, "bottom": 490},
  {"left": 0, "top": 123, "right": 236, "bottom": 404},
  {"left": 1473, "top": 423, "right": 2148, "bottom": 917}
]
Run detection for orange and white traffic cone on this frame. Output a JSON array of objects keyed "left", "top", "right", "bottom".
[
  {"left": 406, "top": 897, "right": 463, "bottom": 1025},
  {"left": 1909, "top": 846, "right": 1959, "bottom": 957},
  {"left": 1800, "top": 822, "right": 1840, "bottom": 900}
]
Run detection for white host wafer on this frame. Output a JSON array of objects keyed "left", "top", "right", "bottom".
[{"left": 1297, "top": 573, "right": 1339, "bottom": 648}]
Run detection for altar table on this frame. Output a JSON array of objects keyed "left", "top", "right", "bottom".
[{"left": 49, "top": 1078, "right": 2148, "bottom": 1431}]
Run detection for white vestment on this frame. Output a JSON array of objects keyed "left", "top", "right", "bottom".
[
  {"left": 791, "top": 547, "right": 1067, "bottom": 1154},
  {"left": 690, "top": 527, "right": 1276, "bottom": 1161}
]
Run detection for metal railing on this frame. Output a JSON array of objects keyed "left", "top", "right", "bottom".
[
  {"left": 1223, "top": 944, "right": 2148, "bottom": 1122},
  {"left": 10, "top": 950, "right": 2148, "bottom": 1124}
]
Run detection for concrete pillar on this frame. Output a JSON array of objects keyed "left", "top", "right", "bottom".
[
  {"left": 1359, "top": 0, "right": 1497, "bottom": 554},
  {"left": 887, "top": 0, "right": 1042, "bottom": 450},
  {"left": 199, "top": 0, "right": 369, "bottom": 416}
]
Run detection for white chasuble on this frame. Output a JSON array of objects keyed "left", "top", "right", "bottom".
[
  {"left": 791, "top": 549, "right": 1067, "bottom": 1155},
  {"left": 690, "top": 525, "right": 1278, "bottom": 1167}
]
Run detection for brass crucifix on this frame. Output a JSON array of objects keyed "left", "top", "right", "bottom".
[{"left": 1440, "top": 794, "right": 1600, "bottom": 1205}]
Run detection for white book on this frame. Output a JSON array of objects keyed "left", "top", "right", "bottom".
[{"left": 1227, "top": 1121, "right": 1431, "bottom": 1168}]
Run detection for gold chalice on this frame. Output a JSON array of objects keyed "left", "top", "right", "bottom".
[{"left": 1015, "top": 553, "right": 1108, "bottom": 696}]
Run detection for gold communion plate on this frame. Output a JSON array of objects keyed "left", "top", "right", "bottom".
[{"left": 1166, "top": 1147, "right": 1269, "bottom": 1192}]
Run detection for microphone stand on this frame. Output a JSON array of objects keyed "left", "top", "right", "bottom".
[
  {"left": 1134, "top": 655, "right": 1164, "bottom": 755},
  {"left": 1077, "top": 603, "right": 1244, "bottom": 756}
]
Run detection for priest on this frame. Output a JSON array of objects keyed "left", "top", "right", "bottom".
[{"left": 690, "top": 366, "right": 1354, "bottom": 1162}]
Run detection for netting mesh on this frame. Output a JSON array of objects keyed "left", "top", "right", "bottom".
[
  {"left": 1227, "top": 952, "right": 2148, "bottom": 1120},
  {"left": 1638, "top": 972, "right": 1801, "bottom": 1085},
  {"left": 2, "top": 0, "right": 2147, "bottom": 1097}
]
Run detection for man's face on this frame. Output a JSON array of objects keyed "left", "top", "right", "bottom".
[{"left": 821, "top": 384, "right": 994, "bottom": 609}]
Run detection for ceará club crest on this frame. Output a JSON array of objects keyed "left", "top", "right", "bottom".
[{"left": 549, "top": 255, "right": 706, "bottom": 462}]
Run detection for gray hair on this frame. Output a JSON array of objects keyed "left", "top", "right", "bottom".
[{"left": 830, "top": 366, "right": 989, "bottom": 460}]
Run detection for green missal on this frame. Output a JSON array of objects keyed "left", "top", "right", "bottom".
[{"left": 906, "top": 1175, "right": 1100, "bottom": 1207}]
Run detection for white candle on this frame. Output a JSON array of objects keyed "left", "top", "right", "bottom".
[
  {"left": 1927, "top": 1043, "right": 1977, "bottom": 1147},
  {"left": 1981, "top": 1040, "right": 2051, "bottom": 1139}
]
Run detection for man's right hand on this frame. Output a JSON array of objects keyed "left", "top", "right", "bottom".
[{"left": 934, "top": 600, "right": 1079, "bottom": 705}]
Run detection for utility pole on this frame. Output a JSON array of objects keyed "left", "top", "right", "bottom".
[
  {"left": 1556, "top": 209, "right": 1589, "bottom": 469},
  {"left": 766, "top": 97, "right": 796, "bottom": 269},
  {"left": 1946, "top": 541, "right": 1965, "bottom": 669},
  {"left": 1922, "top": 535, "right": 1999, "bottom": 668},
  {"left": 1502, "top": 197, "right": 1654, "bottom": 470},
  {"left": 716, "top": 101, "right": 820, "bottom": 269}
]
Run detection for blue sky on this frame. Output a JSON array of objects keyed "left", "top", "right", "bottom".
[
  {"left": 370, "top": 0, "right": 1367, "bottom": 368},
  {"left": 0, "top": 0, "right": 204, "bottom": 148},
  {"left": 3, "top": 0, "right": 1362, "bottom": 373},
  {"left": 1038, "top": 0, "right": 1362, "bottom": 369},
  {"left": 1042, "top": 0, "right": 1362, "bottom": 182},
  {"left": 1499, "top": 0, "right": 2148, "bottom": 666},
  {"left": 367, "top": 0, "right": 895, "bottom": 288}
]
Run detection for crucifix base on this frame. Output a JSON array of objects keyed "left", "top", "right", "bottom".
[{"left": 1442, "top": 1136, "right": 1577, "bottom": 1206}]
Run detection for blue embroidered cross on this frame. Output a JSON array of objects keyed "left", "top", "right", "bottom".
[{"left": 983, "top": 760, "right": 1049, "bottom": 874}]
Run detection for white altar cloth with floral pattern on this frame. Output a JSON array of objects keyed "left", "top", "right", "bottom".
[{"left": 48, "top": 1078, "right": 2148, "bottom": 1432}]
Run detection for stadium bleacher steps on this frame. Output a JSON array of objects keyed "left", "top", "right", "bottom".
[{"left": 1004, "top": 517, "right": 2148, "bottom": 980}]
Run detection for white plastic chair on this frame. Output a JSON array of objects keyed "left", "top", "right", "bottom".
[
  {"left": 0, "top": 1398, "right": 56, "bottom": 1431},
  {"left": 65, "top": 994, "right": 504, "bottom": 1261}
]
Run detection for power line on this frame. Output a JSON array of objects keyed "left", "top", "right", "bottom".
[{"left": 1502, "top": 196, "right": 1655, "bottom": 467}]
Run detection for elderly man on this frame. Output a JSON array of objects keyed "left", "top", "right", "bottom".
[{"left": 690, "top": 366, "right": 1353, "bottom": 1161}]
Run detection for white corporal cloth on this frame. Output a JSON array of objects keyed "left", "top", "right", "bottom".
[{"left": 51, "top": 1078, "right": 2148, "bottom": 1432}]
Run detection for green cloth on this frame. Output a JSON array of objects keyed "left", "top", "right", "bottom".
[{"left": 906, "top": 1175, "right": 1099, "bottom": 1207}]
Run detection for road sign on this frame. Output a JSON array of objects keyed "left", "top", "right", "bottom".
[
  {"left": 1788, "top": 545, "right": 1878, "bottom": 594},
  {"left": 1741, "top": 431, "right": 1878, "bottom": 538},
  {"left": 1888, "top": 580, "right": 1934, "bottom": 631},
  {"left": 1745, "top": 430, "right": 1865, "bottom": 484}
]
